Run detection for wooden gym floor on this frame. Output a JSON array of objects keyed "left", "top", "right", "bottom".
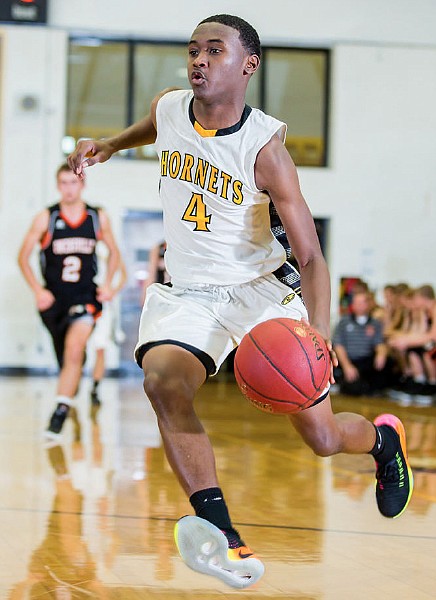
[{"left": 0, "top": 374, "right": 435, "bottom": 599}]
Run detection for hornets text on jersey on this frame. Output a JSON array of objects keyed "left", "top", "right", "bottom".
[{"left": 155, "top": 89, "right": 288, "bottom": 286}]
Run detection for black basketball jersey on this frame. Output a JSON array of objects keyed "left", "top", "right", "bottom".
[{"left": 40, "top": 203, "right": 101, "bottom": 298}]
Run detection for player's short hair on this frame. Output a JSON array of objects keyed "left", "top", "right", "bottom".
[
  {"left": 56, "top": 162, "right": 74, "bottom": 179},
  {"left": 199, "top": 14, "right": 261, "bottom": 58}
]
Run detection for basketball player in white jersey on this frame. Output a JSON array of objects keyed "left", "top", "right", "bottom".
[
  {"left": 88, "top": 248, "right": 127, "bottom": 407},
  {"left": 68, "top": 15, "right": 413, "bottom": 589}
]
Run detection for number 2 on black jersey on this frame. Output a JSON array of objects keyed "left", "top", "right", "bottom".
[{"left": 62, "top": 256, "right": 82, "bottom": 282}]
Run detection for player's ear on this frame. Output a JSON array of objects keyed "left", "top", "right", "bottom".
[{"left": 244, "top": 54, "right": 260, "bottom": 75}]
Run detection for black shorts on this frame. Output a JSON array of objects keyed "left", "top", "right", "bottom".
[
  {"left": 39, "top": 293, "right": 102, "bottom": 368},
  {"left": 407, "top": 346, "right": 426, "bottom": 357}
]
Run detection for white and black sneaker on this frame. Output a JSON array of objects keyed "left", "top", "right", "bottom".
[
  {"left": 45, "top": 404, "right": 69, "bottom": 439},
  {"left": 174, "top": 516, "right": 264, "bottom": 589}
]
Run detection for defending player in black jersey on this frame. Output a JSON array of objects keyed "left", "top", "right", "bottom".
[{"left": 18, "top": 163, "right": 121, "bottom": 438}]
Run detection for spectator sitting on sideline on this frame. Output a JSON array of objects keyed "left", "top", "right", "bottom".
[
  {"left": 387, "top": 285, "right": 436, "bottom": 405},
  {"left": 333, "top": 291, "right": 395, "bottom": 396}
]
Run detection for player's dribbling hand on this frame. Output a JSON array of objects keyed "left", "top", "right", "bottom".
[
  {"left": 68, "top": 139, "right": 114, "bottom": 179},
  {"left": 324, "top": 338, "right": 338, "bottom": 383},
  {"left": 302, "top": 317, "right": 337, "bottom": 383}
]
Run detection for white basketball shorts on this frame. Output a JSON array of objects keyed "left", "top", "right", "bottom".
[
  {"left": 135, "top": 274, "right": 308, "bottom": 375},
  {"left": 90, "top": 302, "right": 113, "bottom": 350}
]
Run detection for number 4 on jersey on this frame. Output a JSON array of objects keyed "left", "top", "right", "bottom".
[{"left": 182, "top": 193, "right": 211, "bottom": 232}]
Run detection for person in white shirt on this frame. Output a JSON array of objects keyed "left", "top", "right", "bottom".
[{"left": 68, "top": 14, "right": 413, "bottom": 589}]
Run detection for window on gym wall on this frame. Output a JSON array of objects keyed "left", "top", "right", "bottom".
[
  {"left": 133, "top": 43, "right": 187, "bottom": 159},
  {"left": 65, "top": 39, "right": 329, "bottom": 167},
  {"left": 264, "top": 48, "right": 329, "bottom": 167},
  {"left": 65, "top": 40, "right": 129, "bottom": 151}
]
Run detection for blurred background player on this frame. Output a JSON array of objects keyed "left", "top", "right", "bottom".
[
  {"left": 89, "top": 255, "right": 127, "bottom": 407},
  {"left": 18, "top": 163, "right": 121, "bottom": 439},
  {"left": 142, "top": 240, "right": 170, "bottom": 302}
]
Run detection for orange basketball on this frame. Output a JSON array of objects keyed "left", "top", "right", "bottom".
[{"left": 234, "top": 318, "right": 330, "bottom": 414}]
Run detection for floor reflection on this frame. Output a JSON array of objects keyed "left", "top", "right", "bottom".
[
  {"left": 9, "top": 442, "right": 107, "bottom": 598},
  {"left": 0, "top": 376, "right": 434, "bottom": 599}
]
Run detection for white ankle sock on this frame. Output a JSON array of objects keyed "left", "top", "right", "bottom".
[{"left": 56, "top": 395, "right": 74, "bottom": 407}]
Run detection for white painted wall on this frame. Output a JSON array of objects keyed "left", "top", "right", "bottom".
[
  {"left": 48, "top": 0, "right": 436, "bottom": 46},
  {"left": 300, "top": 43, "right": 436, "bottom": 293},
  {"left": 1, "top": 1, "right": 436, "bottom": 368},
  {"left": 0, "top": 26, "right": 68, "bottom": 368}
]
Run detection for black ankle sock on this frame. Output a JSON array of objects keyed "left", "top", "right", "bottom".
[
  {"left": 92, "top": 380, "right": 100, "bottom": 393},
  {"left": 189, "top": 487, "right": 234, "bottom": 530},
  {"left": 189, "top": 488, "right": 244, "bottom": 548},
  {"left": 369, "top": 424, "right": 399, "bottom": 464},
  {"left": 222, "top": 527, "right": 244, "bottom": 548}
]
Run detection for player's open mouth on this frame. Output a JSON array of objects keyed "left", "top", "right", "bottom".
[{"left": 191, "top": 71, "right": 206, "bottom": 83}]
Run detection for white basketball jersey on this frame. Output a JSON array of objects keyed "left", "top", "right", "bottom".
[{"left": 155, "top": 89, "right": 287, "bottom": 286}]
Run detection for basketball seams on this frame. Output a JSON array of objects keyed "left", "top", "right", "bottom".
[
  {"left": 274, "top": 319, "right": 323, "bottom": 394},
  {"left": 246, "top": 329, "right": 312, "bottom": 400},
  {"left": 234, "top": 358, "right": 304, "bottom": 410},
  {"left": 234, "top": 317, "right": 330, "bottom": 414}
]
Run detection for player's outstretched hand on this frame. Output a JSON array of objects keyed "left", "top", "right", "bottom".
[{"left": 68, "top": 139, "right": 115, "bottom": 179}]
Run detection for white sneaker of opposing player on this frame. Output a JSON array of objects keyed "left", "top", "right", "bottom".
[{"left": 174, "top": 516, "right": 264, "bottom": 589}]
